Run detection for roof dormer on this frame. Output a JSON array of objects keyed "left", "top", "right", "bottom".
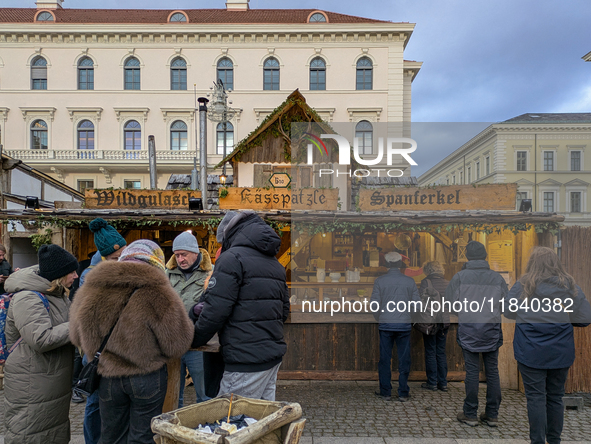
[{"left": 226, "top": 0, "right": 249, "bottom": 11}]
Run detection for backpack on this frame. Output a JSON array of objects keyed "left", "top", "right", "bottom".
[
  {"left": 413, "top": 279, "right": 442, "bottom": 336},
  {"left": 0, "top": 291, "right": 51, "bottom": 364}
]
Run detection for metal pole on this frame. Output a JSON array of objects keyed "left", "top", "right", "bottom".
[
  {"left": 148, "top": 135, "right": 157, "bottom": 190},
  {"left": 191, "top": 84, "right": 199, "bottom": 190},
  {"left": 222, "top": 113, "right": 227, "bottom": 178},
  {"left": 198, "top": 97, "right": 209, "bottom": 208}
]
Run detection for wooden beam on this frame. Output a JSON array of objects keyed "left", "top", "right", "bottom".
[{"left": 277, "top": 370, "right": 485, "bottom": 381}]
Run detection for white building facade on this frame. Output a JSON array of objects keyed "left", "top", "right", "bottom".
[{"left": 0, "top": 0, "right": 421, "bottom": 192}]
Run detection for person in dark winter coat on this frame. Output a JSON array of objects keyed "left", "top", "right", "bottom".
[
  {"left": 4, "top": 245, "right": 79, "bottom": 444},
  {"left": 0, "top": 244, "right": 14, "bottom": 294},
  {"left": 371, "top": 251, "right": 421, "bottom": 402},
  {"left": 70, "top": 240, "right": 193, "bottom": 444},
  {"left": 191, "top": 211, "right": 290, "bottom": 401},
  {"left": 418, "top": 261, "right": 450, "bottom": 392},
  {"left": 503, "top": 246, "right": 591, "bottom": 444},
  {"left": 445, "top": 240, "right": 508, "bottom": 427}
]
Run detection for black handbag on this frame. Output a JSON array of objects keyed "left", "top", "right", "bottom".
[{"left": 74, "top": 288, "right": 137, "bottom": 396}]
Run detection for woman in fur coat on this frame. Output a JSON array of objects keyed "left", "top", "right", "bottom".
[{"left": 70, "top": 240, "right": 194, "bottom": 444}]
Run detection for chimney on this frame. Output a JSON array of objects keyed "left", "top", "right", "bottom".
[
  {"left": 226, "top": 0, "right": 249, "bottom": 11},
  {"left": 36, "top": 0, "right": 63, "bottom": 9}
]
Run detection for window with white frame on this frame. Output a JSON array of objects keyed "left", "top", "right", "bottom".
[
  {"left": 467, "top": 166, "right": 471, "bottom": 183},
  {"left": 124, "top": 57, "right": 140, "bottom": 90},
  {"left": 263, "top": 57, "right": 280, "bottom": 91},
  {"left": 216, "top": 122, "right": 234, "bottom": 155},
  {"left": 516, "top": 151, "right": 527, "bottom": 171},
  {"left": 446, "top": 178, "right": 449, "bottom": 185},
  {"left": 310, "top": 57, "right": 326, "bottom": 90},
  {"left": 543, "top": 151, "right": 554, "bottom": 171},
  {"left": 124, "top": 180, "right": 141, "bottom": 189},
  {"left": 356, "top": 57, "right": 373, "bottom": 90},
  {"left": 77, "top": 120, "right": 95, "bottom": 150},
  {"left": 485, "top": 156, "right": 490, "bottom": 175},
  {"left": 452, "top": 175, "right": 456, "bottom": 185},
  {"left": 77, "top": 180, "right": 94, "bottom": 193},
  {"left": 170, "top": 120, "right": 187, "bottom": 151},
  {"left": 570, "top": 191, "right": 582, "bottom": 213},
  {"left": 460, "top": 171, "right": 463, "bottom": 184},
  {"left": 543, "top": 192, "right": 555, "bottom": 212},
  {"left": 571, "top": 151, "right": 581, "bottom": 171},
  {"left": 78, "top": 57, "right": 94, "bottom": 90},
  {"left": 217, "top": 58, "right": 234, "bottom": 91},
  {"left": 516, "top": 191, "right": 528, "bottom": 210},
  {"left": 170, "top": 57, "right": 187, "bottom": 90},
  {"left": 355, "top": 120, "right": 373, "bottom": 155},
  {"left": 124, "top": 120, "right": 141, "bottom": 159},
  {"left": 31, "top": 56, "right": 48, "bottom": 90},
  {"left": 31, "top": 119, "right": 48, "bottom": 149},
  {"left": 476, "top": 161, "right": 480, "bottom": 180}
]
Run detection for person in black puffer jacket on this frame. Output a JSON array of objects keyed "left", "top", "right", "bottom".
[{"left": 191, "top": 211, "right": 289, "bottom": 401}]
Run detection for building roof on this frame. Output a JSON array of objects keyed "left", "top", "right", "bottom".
[
  {"left": 502, "top": 113, "right": 591, "bottom": 124},
  {"left": 0, "top": 8, "right": 391, "bottom": 24}
]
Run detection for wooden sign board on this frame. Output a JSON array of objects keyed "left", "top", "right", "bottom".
[
  {"left": 85, "top": 189, "right": 202, "bottom": 210},
  {"left": 219, "top": 187, "right": 338, "bottom": 211},
  {"left": 358, "top": 184, "right": 518, "bottom": 211},
  {"left": 269, "top": 173, "right": 291, "bottom": 188}
]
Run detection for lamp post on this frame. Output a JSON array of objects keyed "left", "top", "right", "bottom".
[{"left": 207, "top": 79, "right": 237, "bottom": 187}]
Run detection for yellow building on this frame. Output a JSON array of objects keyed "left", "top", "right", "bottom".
[
  {"left": 0, "top": 0, "right": 421, "bottom": 192},
  {"left": 418, "top": 113, "right": 591, "bottom": 226}
]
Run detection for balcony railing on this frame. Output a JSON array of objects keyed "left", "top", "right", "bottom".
[{"left": 6, "top": 149, "right": 198, "bottom": 161}]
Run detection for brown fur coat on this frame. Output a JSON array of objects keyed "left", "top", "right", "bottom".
[{"left": 70, "top": 260, "right": 193, "bottom": 378}]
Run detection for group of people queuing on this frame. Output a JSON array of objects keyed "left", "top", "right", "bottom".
[
  {"left": 372, "top": 241, "right": 591, "bottom": 444},
  {"left": 1, "top": 210, "right": 289, "bottom": 444}
]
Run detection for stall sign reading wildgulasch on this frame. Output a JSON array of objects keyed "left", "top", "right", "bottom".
[{"left": 85, "top": 189, "right": 202, "bottom": 210}]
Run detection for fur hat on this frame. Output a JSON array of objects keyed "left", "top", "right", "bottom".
[
  {"left": 38, "top": 244, "right": 78, "bottom": 282},
  {"left": 89, "top": 218, "right": 127, "bottom": 257},
  {"left": 119, "top": 240, "right": 165, "bottom": 272}
]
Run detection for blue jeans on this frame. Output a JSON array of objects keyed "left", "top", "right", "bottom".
[
  {"left": 423, "top": 328, "right": 448, "bottom": 387},
  {"left": 179, "top": 350, "right": 208, "bottom": 407},
  {"left": 378, "top": 329, "right": 411, "bottom": 398},
  {"left": 518, "top": 362, "right": 570, "bottom": 444},
  {"left": 82, "top": 354, "right": 101, "bottom": 444},
  {"left": 99, "top": 365, "right": 167, "bottom": 444},
  {"left": 462, "top": 348, "right": 501, "bottom": 418}
]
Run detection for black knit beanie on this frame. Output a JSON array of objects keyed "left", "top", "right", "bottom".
[
  {"left": 466, "top": 241, "right": 487, "bottom": 261},
  {"left": 38, "top": 244, "right": 79, "bottom": 282}
]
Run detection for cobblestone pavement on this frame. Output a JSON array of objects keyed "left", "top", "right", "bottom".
[{"left": 0, "top": 382, "right": 590, "bottom": 443}]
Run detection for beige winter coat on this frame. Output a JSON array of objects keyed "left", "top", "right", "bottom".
[{"left": 3, "top": 266, "right": 73, "bottom": 444}]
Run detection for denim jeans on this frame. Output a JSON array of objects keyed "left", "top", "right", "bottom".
[
  {"left": 378, "top": 329, "right": 411, "bottom": 397},
  {"left": 462, "top": 348, "right": 502, "bottom": 418},
  {"left": 179, "top": 350, "right": 208, "bottom": 407},
  {"left": 99, "top": 365, "right": 168, "bottom": 444},
  {"left": 423, "top": 327, "right": 448, "bottom": 387},
  {"left": 518, "top": 362, "right": 570, "bottom": 444},
  {"left": 82, "top": 354, "right": 101, "bottom": 444}
]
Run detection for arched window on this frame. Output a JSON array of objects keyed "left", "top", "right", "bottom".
[
  {"left": 78, "top": 57, "right": 94, "bottom": 90},
  {"left": 308, "top": 12, "right": 327, "bottom": 22},
  {"left": 31, "top": 120, "right": 48, "bottom": 150},
  {"left": 309, "top": 57, "right": 326, "bottom": 90},
  {"left": 31, "top": 56, "right": 47, "bottom": 90},
  {"left": 356, "top": 57, "right": 373, "bottom": 90},
  {"left": 170, "top": 57, "right": 187, "bottom": 90},
  {"left": 36, "top": 11, "right": 54, "bottom": 22},
  {"left": 78, "top": 120, "right": 94, "bottom": 150},
  {"left": 124, "top": 120, "right": 141, "bottom": 152},
  {"left": 169, "top": 12, "right": 187, "bottom": 22},
  {"left": 217, "top": 58, "right": 234, "bottom": 91},
  {"left": 216, "top": 122, "right": 234, "bottom": 155},
  {"left": 124, "top": 57, "right": 140, "bottom": 90},
  {"left": 263, "top": 57, "right": 280, "bottom": 91},
  {"left": 170, "top": 120, "right": 188, "bottom": 151},
  {"left": 355, "top": 120, "right": 373, "bottom": 155}
]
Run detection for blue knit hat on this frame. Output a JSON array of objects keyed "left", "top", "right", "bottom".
[{"left": 89, "top": 218, "right": 127, "bottom": 257}]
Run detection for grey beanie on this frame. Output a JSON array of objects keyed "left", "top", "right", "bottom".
[
  {"left": 172, "top": 231, "right": 200, "bottom": 254},
  {"left": 217, "top": 211, "right": 255, "bottom": 243}
]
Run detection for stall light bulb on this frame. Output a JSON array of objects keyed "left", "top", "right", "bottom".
[{"left": 322, "top": 233, "right": 326, "bottom": 238}]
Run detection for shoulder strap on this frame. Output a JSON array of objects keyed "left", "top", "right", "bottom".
[{"left": 95, "top": 287, "right": 138, "bottom": 359}]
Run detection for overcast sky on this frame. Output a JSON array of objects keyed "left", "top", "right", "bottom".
[{"left": 5, "top": 0, "right": 591, "bottom": 174}]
